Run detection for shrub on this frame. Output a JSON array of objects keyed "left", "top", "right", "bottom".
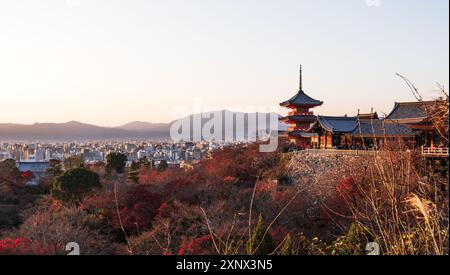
[
  {"left": 52, "top": 168, "right": 101, "bottom": 205},
  {"left": 5, "top": 206, "right": 116, "bottom": 255},
  {"left": 178, "top": 235, "right": 215, "bottom": 255},
  {"left": 130, "top": 201, "right": 207, "bottom": 255},
  {"left": 0, "top": 238, "right": 55, "bottom": 255}
]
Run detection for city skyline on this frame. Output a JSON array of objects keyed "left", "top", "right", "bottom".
[{"left": 0, "top": 0, "right": 449, "bottom": 127}]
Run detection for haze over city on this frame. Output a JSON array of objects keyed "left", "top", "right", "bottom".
[
  {"left": 0, "top": 0, "right": 448, "bottom": 127},
  {"left": 0, "top": 0, "right": 449, "bottom": 260}
]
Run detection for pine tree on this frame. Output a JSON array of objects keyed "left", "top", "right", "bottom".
[
  {"left": 278, "top": 234, "right": 293, "bottom": 255},
  {"left": 246, "top": 214, "right": 276, "bottom": 255},
  {"left": 106, "top": 152, "right": 127, "bottom": 174},
  {"left": 127, "top": 161, "right": 140, "bottom": 183},
  {"left": 52, "top": 167, "right": 101, "bottom": 205}
]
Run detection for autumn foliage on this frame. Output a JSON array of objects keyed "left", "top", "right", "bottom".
[
  {"left": 0, "top": 238, "right": 55, "bottom": 255},
  {"left": 1, "top": 138, "right": 447, "bottom": 255}
]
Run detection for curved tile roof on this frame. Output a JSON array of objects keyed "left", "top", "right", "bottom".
[
  {"left": 385, "top": 101, "right": 437, "bottom": 121},
  {"left": 279, "top": 115, "right": 317, "bottom": 123},
  {"left": 310, "top": 116, "right": 416, "bottom": 137},
  {"left": 288, "top": 130, "right": 318, "bottom": 138},
  {"left": 353, "top": 119, "right": 414, "bottom": 137},
  {"left": 280, "top": 90, "right": 323, "bottom": 107},
  {"left": 316, "top": 116, "right": 358, "bottom": 133}
]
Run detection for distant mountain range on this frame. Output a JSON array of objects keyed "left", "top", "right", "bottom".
[{"left": 0, "top": 110, "right": 287, "bottom": 142}]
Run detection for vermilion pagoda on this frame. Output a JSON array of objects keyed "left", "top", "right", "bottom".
[{"left": 279, "top": 66, "right": 323, "bottom": 148}]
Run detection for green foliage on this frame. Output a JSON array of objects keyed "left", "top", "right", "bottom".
[
  {"left": 52, "top": 168, "right": 101, "bottom": 205},
  {"left": 277, "top": 234, "right": 293, "bottom": 255},
  {"left": 0, "top": 159, "right": 20, "bottom": 179},
  {"left": 63, "top": 156, "right": 84, "bottom": 170},
  {"left": 296, "top": 224, "right": 373, "bottom": 255},
  {"left": 157, "top": 160, "right": 168, "bottom": 172},
  {"left": 138, "top": 157, "right": 150, "bottom": 167},
  {"left": 297, "top": 234, "right": 329, "bottom": 255},
  {"left": 246, "top": 214, "right": 276, "bottom": 255},
  {"left": 130, "top": 160, "right": 140, "bottom": 171},
  {"left": 106, "top": 153, "right": 127, "bottom": 174},
  {"left": 1, "top": 159, "right": 17, "bottom": 170},
  {"left": 127, "top": 161, "right": 140, "bottom": 183},
  {"left": 46, "top": 159, "right": 63, "bottom": 177},
  {"left": 329, "top": 223, "right": 372, "bottom": 255}
]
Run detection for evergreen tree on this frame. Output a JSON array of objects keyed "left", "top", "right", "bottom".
[
  {"left": 0, "top": 159, "right": 20, "bottom": 179},
  {"left": 246, "top": 214, "right": 276, "bottom": 255},
  {"left": 52, "top": 167, "right": 101, "bottom": 205},
  {"left": 63, "top": 156, "right": 84, "bottom": 170},
  {"left": 106, "top": 152, "right": 127, "bottom": 174},
  {"left": 127, "top": 161, "right": 140, "bottom": 183},
  {"left": 46, "top": 159, "right": 63, "bottom": 177},
  {"left": 157, "top": 160, "right": 168, "bottom": 171},
  {"left": 138, "top": 156, "right": 150, "bottom": 167},
  {"left": 278, "top": 234, "right": 293, "bottom": 255}
]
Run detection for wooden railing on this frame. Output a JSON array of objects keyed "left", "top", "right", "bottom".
[
  {"left": 291, "top": 147, "right": 449, "bottom": 158},
  {"left": 421, "top": 147, "right": 449, "bottom": 157},
  {"left": 288, "top": 111, "right": 314, "bottom": 116},
  {"left": 301, "top": 149, "right": 378, "bottom": 156}
]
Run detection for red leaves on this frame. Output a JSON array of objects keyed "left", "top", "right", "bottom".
[
  {"left": 20, "top": 171, "right": 33, "bottom": 180},
  {"left": 0, "top": 238, "right": 55, "bottom": 255},
  {"left": 271, "top": 226, "right": 290, "bottom": 245},
  {"left": 85, "top": 184, "right": 162, "bottom": 234},
  {"left": 178, "top": 235, "right": 213, "bottom": 255},
  {"left": 317, "top": 176, "right": 356, "bottom": 224},
  {"left": 336, "top": 177, "right": 356, "bottom": 200},
  {"left": 205, "top": 144, "right": 262, "bottom": 183},
  {"left": 0, "top": 238, "right": 25, "bottom": 254},
  {"left": 255, "top": 180, "right": 278, "bottom": 195},
  {"left": 138, "top": 168, "right": 180, "bottom": 185},
  {"left": 120, "top": 199, "right": 160, "bottom": 232}
]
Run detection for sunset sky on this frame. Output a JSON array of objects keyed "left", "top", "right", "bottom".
[{"left": 0, "top": 0, "right": 448, "bottom": 127}]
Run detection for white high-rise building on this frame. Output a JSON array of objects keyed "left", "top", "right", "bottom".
[
  {"left": 137, "top": 150, "right": 148, "bottom": 160},
  {"left": 45, "top": 149, "right": 52, "bottom": 161},
  {"left": 35, "top": 149, "right": 45, "bottom": 161}
]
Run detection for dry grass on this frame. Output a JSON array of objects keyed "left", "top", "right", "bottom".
[{"left": 342, "top": 148, "right": 448, "bottom": 255}]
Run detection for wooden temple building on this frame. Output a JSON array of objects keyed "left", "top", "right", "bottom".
[
  {"left": 279, "top": 67, "right": 448, "bottom": 156},
  {"left": 385, "top": 101, "right": 448, "bottom": 156},
  {"left": 307, "top": 113, "right": 415, "bottom": 150},
  {"left": 385, "top": 101, "right": 442, "bottom": 147}
]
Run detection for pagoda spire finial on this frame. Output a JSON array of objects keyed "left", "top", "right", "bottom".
[{"left": 299, "top": 65, "right": 303, "bottom": 91}]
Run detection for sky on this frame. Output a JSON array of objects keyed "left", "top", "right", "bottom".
[{"left": 0, "top": 0, "right": 448, "bottom": 127}]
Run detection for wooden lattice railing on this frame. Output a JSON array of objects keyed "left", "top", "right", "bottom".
[{"left": 421, "top": 147, "right": 449, "bottom": 157}]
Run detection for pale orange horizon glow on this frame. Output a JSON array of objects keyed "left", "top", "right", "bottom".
[{"left": 0, "top": 0, "right": 448, "bottom": 127}]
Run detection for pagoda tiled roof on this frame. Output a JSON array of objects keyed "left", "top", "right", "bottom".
[
  {"left": 279, "top": 115, "right": 317, "bottom": 123},
  {"left": 280, "top": 90, "right": 323, "bottom": 107}
]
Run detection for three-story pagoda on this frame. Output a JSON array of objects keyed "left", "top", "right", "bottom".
[{"left": 279, "top": 66, "right": 323, "bottom": 148}]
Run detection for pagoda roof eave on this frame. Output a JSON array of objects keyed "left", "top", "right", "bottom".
[
  {"left": 279, "top": 115, "right": 317, "bottom": 123},
  {"left": 280, "top": 102, "right": 323, "bottom": 109},
  {"left": 288, "top": 130, "right": 318, "bottom": 138},
  {"left": 280, "top": 90, "right": 323, "bottom": 108}
]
